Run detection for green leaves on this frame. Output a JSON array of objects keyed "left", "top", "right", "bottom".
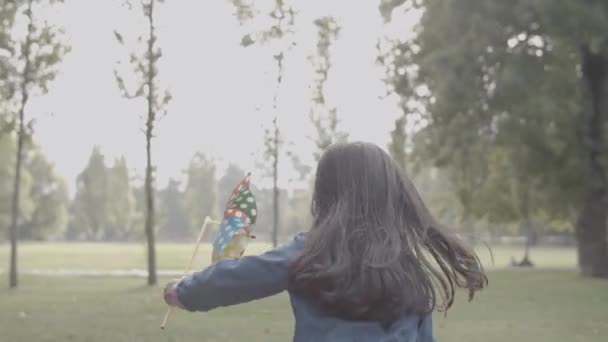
[
  {"left": 70, "top": 149, "right": 138, "bottom": 240},
  {"left": 21, "top": 146, "right": 69, "bottom": 240},
  {"left": 71, "top": 147, "right": 110, "bottom": 240},
  {"left": 114, "top": 0, "right": 170, "bottom": 113},
  {"left": 17, "top": 0, "right": 69, "bottom": 97},
  {"left": 381, "top": 0, "right": 608, "bottom": 236},
  {"left": 106, "top": 157, "right": 137, "bottom": 240},
  {"left": 388, "top": 115, "right": 407, "bottom": 172},
  {"left": 309, "top": 16, "right": 347, "bottom": 161},
  {"left": 114, "top": 31, "right": 125, "bottom": 45},
  {"left": 182, "top": 153, "right": 217, "bottom": 235},
  {"left": 378, "top": 0, "right": 408, "bottom": 22},
  {"left": 230, "top": 0, "right": 256, "bottom": 24},
  {"left": 240, "top": 34, "right": 255, "bottom": 47},
  {"left": 0, "top": 138, "right": 68, "bottom": 240}
]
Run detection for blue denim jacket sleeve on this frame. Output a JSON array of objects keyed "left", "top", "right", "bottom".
[{"left": 175, "top": 233, "right": 304, "bottom": 312}]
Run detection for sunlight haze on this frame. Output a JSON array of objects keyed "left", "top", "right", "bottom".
[{"left": 25, "top": 0, "right": 418, "bottom": 193}]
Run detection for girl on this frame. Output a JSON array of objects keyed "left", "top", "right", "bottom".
[{"left": 163, "top": 142, "right": 487, "bottom": 341}]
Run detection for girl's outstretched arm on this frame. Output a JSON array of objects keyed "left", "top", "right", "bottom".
[{"left": 171, "top": 233, "right": 304, "bottom": 312}]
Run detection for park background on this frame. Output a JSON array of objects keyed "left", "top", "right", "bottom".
[{"left": 1, "top": 0, "right": 607, "bottom": 341}]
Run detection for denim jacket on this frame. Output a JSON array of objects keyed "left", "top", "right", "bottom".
[{"left": 175, "top": 233, "right": 435, "bottom": 342}]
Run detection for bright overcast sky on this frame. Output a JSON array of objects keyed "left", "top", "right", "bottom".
[{"left": 24, "top": 0, "right": 419, "bottom": 193}]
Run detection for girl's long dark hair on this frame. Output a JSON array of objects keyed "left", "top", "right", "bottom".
[{"left": 288, "top": 142, "right": 487, "bottom": 324}]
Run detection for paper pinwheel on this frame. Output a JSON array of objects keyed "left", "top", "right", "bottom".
[
  {"left": 212, "top": 173, "right": 258, "bottom": 262},
  {"left": 161, "top": 173, "right": 258, "bottom": 330}
]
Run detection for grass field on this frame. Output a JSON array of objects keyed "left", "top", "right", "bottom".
[
  {"left": 0, "top": 242, "right": 577, "bottom": 271},
  {"left": 1, "top": 243, "right": 602, "bottom": 342},
  {"left": 2, "top": 271, "right": 607, "bottom": 342}
]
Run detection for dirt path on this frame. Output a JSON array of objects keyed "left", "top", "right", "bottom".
[
  {"left": 0, "top": 268, "right": 185, "bottom": 277},
  {"left": 0, "top": 265, "right": 577, "bottom": 278}
]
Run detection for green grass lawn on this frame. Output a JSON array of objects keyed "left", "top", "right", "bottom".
[
  {"left": 0, "top": 242, "right": 577, "bottom": 271},
  {"left": 2, "top": 271, "right": 607, "bottom": 342},
  {"left": 0, "top": 243, "right": 594, "bottom": 341},
  {"left": 0, "top": 242, "right": 274, "bottom": 271}
]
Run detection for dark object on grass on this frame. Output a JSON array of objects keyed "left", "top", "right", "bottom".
[{"left": 510, "top": 257, "right": 534, "bottom": 268}]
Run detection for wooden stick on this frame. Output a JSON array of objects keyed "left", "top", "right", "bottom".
[
  {"left": 159, "top": 304, "right": 174, "bottom": 330},
  {"left": 160, "top": 216, "right": 219, "bottom": 329}
]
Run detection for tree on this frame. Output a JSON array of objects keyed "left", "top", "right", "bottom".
[
  {"left": 130, "top": 182, "right": 149, "bottom": 241},
  {"left": 382, "top": 0, "right": 608, "bottom": 276},
  {"left": 70, "top": 147, "right": 109, "bottom": 240},
  {"left": 286, "top": 147, "right": 312, "bottom": 181},
  {"left": 106, "top": 157, "right": 136, "bottom": 240},
  {"left": 411, "top": 166, "right": 461, "bottom": 227},
  {"left": 309, "top": 16, "right": 347, "bottom": 161},
  {"left": 1, "top": 137, "right": 67, "bottom": 241},
  {"left": 0, "top": 134, "right": 33, "bottom": 240},
  {"left": 68, "top": 152, "right": 138, "bottom": 241},
  {"left": 0, "top": 137, "right": 14, "bottom": 234},
  {"left": 157, "top": 179, "right": 190, "bottom": 241},
  {"left": 474, "top": 146, "right": 545, "bottom": 265},
  {"left": 114, "top": 0, "right": 171, "bottom": 286},
  {"left": 182, "top": 153, "right": 217, "bottom": 237},
  {"left": 0, "top": 0, "right": 18, "bottom": 136},
  {"left": 228, "top": 0, "right": 297, "bottom": 247},
  {"left": 249, "top": 186, "right": 288, "bottom": 241},
  {"left": 398, "top": 2, "right": 494, "bottom": 243},
  {"left": 282, "top": 187, "right": 312, "bottom": 236},
  {"left": 388, "top": 116, "right": 407, "bottom": 172},
  {"left": 6, "top": 0, "right": 68, "bottom": 288},
  {"left": 266, "top": 117, "right": 281, "bottom": 247},
  {"left": 20, "top": 146, "right": 68, "bottom": 240},
  {"left": 217, "top": 163, "right": 246, "bottom": 208},
  {"left": 377, "top": 9, "right": 420, "bottom": 175},
  {"left": 577, "top": 43, "right": 608, "bottom": 277}
]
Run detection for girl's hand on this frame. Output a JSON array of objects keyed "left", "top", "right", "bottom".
[{"left": 163, "top": 279, "right": 185, "bottom": 309}]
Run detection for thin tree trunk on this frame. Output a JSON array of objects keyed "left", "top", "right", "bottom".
[
  {"left": 144, "top": 0, "right": 157, "bottom": 286},
  {"left": 271, "top": 52, "right": 283, "bottom": 248},
  {"left": 577, "top": 45, "right": 608, "bottom": 278},
  {"left": 518, "top": 181, "right": 533, "bottom": 266},
  {"left": 457, "top": 147, "right": 479, "bottom": 246},
  {"left": 272, "top": 117, "right": 279, "bottom": 247},
  {"left": 519, "top": 220, "right": 533, "bottom": 267},
  {"left": 458, "top": 185, "right": 476, "bottom": 246},
  {"left": 145, "top": 131, "right": 156, "bottom": 285},
  {"left": 459, "top": 202, "right": 477, "bottom": 247},
  {"left": 9, "top": 0, "right": 34, "bottom": 289},
  {"left": 9, "top": 96, "right": 25, "bottom": 289},
  {"left": 523, "top": 232, "right": 531, "bottom": 262}
]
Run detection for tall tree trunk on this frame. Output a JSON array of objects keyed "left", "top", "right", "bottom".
[
  {"left": 9, "top": 0, "right": 34, "bottom": 289},
  {"left": 145, "top": 131, "right": 157, "bottom": 285},
  {"left": 9, "top": 94, "right": 26, "bottom": 289},
  {"left": 576, "top": 191, "right": 607, "bottom": 276},
  {"left": 576, "top": 45, "right": 608, "bottom": 278},
  {"left": 272, "top": 117, "right": 279, "bottom": 247},
  {"left": 519, "top": 220, "right": 534, "bottom": 267},
  {"left": 517, "top": 180, "right": 533, "bottom": 266},
  {"left": 457, "top": 167, "right": 476, "bottom": 246},
  {"left": 144, "top": 0, "right": 157, "bottom": 286},
  {"left": 270, "top": 52, "right": 283, "bottom": 248},
  {"left": 459, "top": 200, "right": 476, "bottom": 246},
  {"left": 523, "top": 226, "right": 531, "bottom": 263}
]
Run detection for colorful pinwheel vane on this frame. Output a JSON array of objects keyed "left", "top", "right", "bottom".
[{"left": 212, "top": 173, "right": 257, "bottom": 262}]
